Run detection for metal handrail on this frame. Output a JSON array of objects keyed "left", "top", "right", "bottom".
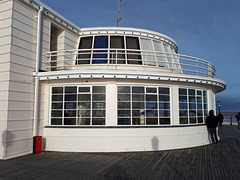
[{"left": 46, "top": 48, "right": 216, "bottom": 78}]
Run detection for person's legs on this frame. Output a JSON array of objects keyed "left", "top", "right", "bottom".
[
  {"left": 212, "top": 128, "right": 218, "bottom": 144},
  {"left": 208, "top": 128, "right": 215, "bottom": 144}
]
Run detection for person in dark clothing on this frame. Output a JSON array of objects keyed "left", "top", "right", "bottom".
[
  {"left": 206, "top": 110, "right": 219, "bottom": 144},
  {"left": 217, "top": 112, "right": 224, "bottom": 129}
]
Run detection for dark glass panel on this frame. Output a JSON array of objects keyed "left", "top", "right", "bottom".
[
  {"left": 146, "top": 102, "right": 157, "bottom": 109},
  {"left": 132, "top": 110, "right": 145, "bottom": 117},
  {"left": 64, "top": 102, "right": 76, "bottom": 109},
  {"left": 132, "top": 102, "right": 144, "bottom": 109},
  {"left": 132, "top": 94, "right": 144, "bottom": 101},
  {"left": 197, "top": 97, "right": 202, "bottom": 102},
  {"left": 65, "top": 86, "right": 77, "bottom": 93},
  {"left": 92, "top": 118, "right": 105, "bottom": 125},
  {"left": 146, "top": 95, "right": 157, "bottom": 101},
  {"left": 52, "top": 95, "right": 63, "bottom": 101},
  {"left": 180, "top": 118, "right": 188, "bottom": 124},
  {"left": 188, "top": 89, "right": 195, "bottom": 95},
  {"left": 118, "top": 110, "right": 131, "bottom": 117},
  {"left": 92, "top": 110, "right": 105, "bottom": 117},
  {"left": 64, "top": 110, "right": 76, "bottom": 117},
  {"left": 132, "top": 118, "right": 143, "bottom": 125},
  {"left": 64, "top": 118, "right": 76, "bottom": 125},
  {"left": 198, "top": 117, "right": 203, "bottom": 123},
  {"left": 118, "top": 94, "right": 130, "bottom": 101},
  {"left": 146, "top": 110, "right": 158, "bottom": 117},
  {"left": 78, "top": 102, "right": 91, "bottom": 109},
  {"left": 159, "top": 102, "right": 170, "bottom": 109},
  {"left": 51, "top": 110, "right": 62, "bottom": 117},
  {"left": 197, "top": 110, "right": 203, "bottom": 116},
  {"left": 79, "top": 87, "right": 90, "bottom": 93},
  {"left": 51, "top": 118, "right": 62, "bottom": 125},
  {"left": 78, "top": 110, "right": 91, "bottom": 117},
  {"left": 190, "top": 117, "right": 197, "bottom": 124},
  {"left": 93, "top": 36, "right": 108, "bottom": 64},
  {"left": 118, "top": 118, "right": 131, "bottom": 125},
  {"left": 78, "top": 94, "right": 91, "bottom": 101},
  {"left": 77, "top": 36, "right": 92, "bottom": 64},
  {"left": 92, "top": 102, "right": 106, "bottom": 109},
  {"left": 118, "top": 102, "right": 130, "bottom": 109},
  {"left": 179, "top": 103, "right": 187, "bottom": 110},
  {"left": 77, "top": 118, "right": 90, "bottom": 125},
  {"left": 159, "top": 118, "right": 170, "bottom": 125},
  {"left": 179, "top": 96, "right": 187, "bottom": 103},
  {"left": 188, "top": 96, "right": 196, "bottom": 103},
  {"left": 52, "top": 87, "right": 63, "bottom": 94},
  {"left": 146, "top": 118, "right": 158, "bottom": 125},
  {"left": 189, "top": 110, "right": 196, "bottom": 116},
  {"left": 93, "top": 86, "right": 106, "bottom": 93},
  {"left": 146, "top": 87, "right": 157, "bottom": 93},
  {"left": 118, "top": 86, "right": 130, "bottom": 93},
  {"left": 197, "top": 90, "right": 202, "bottom": 95},
  {"left": 159, "top": 110, "right": 170, "bottom": 117},
  {"left": 197, "top": 103, "right": 203, "bottom": 110},
  {"left": 159, "top": 87, "right": 169, "bottom": 95},
  {"left": 189, "top": 103, "right": 196, "bottom": 109},
  {"left": 92, "top": 94, "right": 105, "bottom": 101},
  {"left": 52, "top": 103, "right": 63, "bottom": 109},
  {"left": 110, "top": 36, "right": 125, "bottom": 64},
  {"left": 159, "top": 95, "right": 169, "bottom": 102},
  {"left": 65, "top": 94, "right": 77, "bottom": 101},
  {"left": 132, "top": 87, "right": 144, "bottom": 93},
  {"left": 179, "top": 110, "right": 188, "bottom": 117},
  {"left": 179, "top": 88, "right": 187, "bottom": 95},
  {"left": 126, "top": 37, "right": 142, "bottom": 64}
]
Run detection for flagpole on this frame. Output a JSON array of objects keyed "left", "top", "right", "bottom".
[{"left": 117, "top": 0, "right": 121, "bottom": 27}]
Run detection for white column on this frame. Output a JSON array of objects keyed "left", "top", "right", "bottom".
[
  {"left": 171, "top": 85, "right": 179, "bottom": 125},
  {"left": 106, "top": 81, "right": 117, "bottom": 126}
]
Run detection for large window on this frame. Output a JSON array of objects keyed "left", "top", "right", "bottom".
[
  {"left": 179, "top": 88, "right": 208, "bottom": 124},
  {"left": 117, "top": 86, "right": 171, "bottom": 125},
  {"left": 51, "top": 86, "right": 106, "bottom": 126}
]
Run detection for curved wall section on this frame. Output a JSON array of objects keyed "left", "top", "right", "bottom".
[{"left": 44, "top": 126, "right": 209, "bottom": 152}]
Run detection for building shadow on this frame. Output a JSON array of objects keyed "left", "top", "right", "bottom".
[
  {"left": 151, "top": 136, "right": 159, "bottom": 150},
  {"left": 2, "top": 130, "right": 15, "bottom": 159}
]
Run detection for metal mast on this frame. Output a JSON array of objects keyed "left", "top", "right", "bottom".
[{"left": 117, "top": 0, "right": 121, "bottom": 27}]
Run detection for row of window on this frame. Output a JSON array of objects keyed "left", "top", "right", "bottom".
[
  {"left": 76, "top": 35, "right": 177, "bottom": 67},
  {"left": 50, "top": 86, "right": 208, "bottom": 126}
]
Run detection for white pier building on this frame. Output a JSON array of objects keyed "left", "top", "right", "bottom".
[{"left": 0, "top": 0, "right": 226, "bottom": 159}]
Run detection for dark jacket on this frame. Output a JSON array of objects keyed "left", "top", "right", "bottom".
[
  {"left": 217, "top": 114, "right": 224, "bottom": 123},
  {"left": 206, "top": 115, "right": 218, "bottom": 128}
]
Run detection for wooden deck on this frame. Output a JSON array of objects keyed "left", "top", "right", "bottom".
[{"left": 0, "top": 125, "right": 240, "bottom": 180}]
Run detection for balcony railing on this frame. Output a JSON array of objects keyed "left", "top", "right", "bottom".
[{"left": 46, "top": 49, "right": 216, "bottom": 78}]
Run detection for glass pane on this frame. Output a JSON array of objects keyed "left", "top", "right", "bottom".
[
  {"left": 132, "top": 94, "right": 144, "bottom": 101},
  {"left": 146, "top": 87, "right": 157, "bottom": 93},
  {"left": 179, "top": 110, "right": 188, "bottom": 117},
  {"left": 64, "top": 110, "right": 76, "bottom": 117},
  {"left": 132, "top": 87, "right": 144, "bottom": 93},
  {"left": 79, "top": 87, "right": 90, "bottom": 93},
  {"left": 189, "top": 110, "right": 196, "bottom": 116},
  {"left": 179, "top": 96, "right": 187, "bottom": 103},
  {"left": 52, "top": 87, "right": 63, "bottom": 94},
  {"left": 64, "top": 102, "right": 76, "bottom": 109},
  {"left": 65, "top": 86, "right": 77, "bottom": 93},
  {"left": 93, "top": 86, "right": 106, "bottom": 93},
  {"left": 197, "top": 97, "right": 202, "bottom": 102},
  {"left": 92, "top": 102, "right": 106, "bottom": 109},
  {"left": 140, "top": 38, "right": 155, "bottom": 66},
  {"left": 179, "top": 89, "right": 187, "bottom": 95},
  {"left": 198, "top": 117, "right": 203, "bottom": 123},
  {"left": 159, "top": 102, "right": 170, "bottom": 109},
  {"left": 159, "top": 95, "right": 169, "bottom": 102},
  {"left": 64, "top": 118, "right": 76, "bottom": 125},
  {"left": 197, "top": 110, "right": 203, "bottom": 116},
  {"left": 79, "top": 36, "right": 93, "bottom": 49},
  {"left": 190, "top": 117, "right": 196, "bottom": 124},
  {"left": 92, "top": 94, "right": 105, "bottom": 101},
  {"left": 118, "top": 118, "right": 131, "bottom": 125},
  {"left": 203, "top": 91, "right": 207, "bottom": 96},
  {"left": 77, "top": 36, "right": 92, "bottom": 64},
  {"left": 118, "top": 86, "right": 130, "bottom": 93},
  {"left": 51, "top": 110, "right": 62, "bottom": 117},
  {"left": 78, "top": 94, "right": 91, "bottom": 101},
  {"left": 179, "top": 103, "right": 187, "bottom": 109},
  {"left": 92, "top": 118, "right": 105, "bottom": 125},
  {"left": 118, "top": 94, "right": 130, "bottom": 101},
  {"left": 118, "top": 102, "right": 130, "bottom": 109},
  {"left": 126, "top": 37, "right": 142, "bottom": 64},
  {"left": 146, "top": 118, "right": 158, "bottom": 125},
  {"left": 197, "top": 103, "right": 203, "bottom": 110},
  {"left": 180, "top": 118, "right": 188, "bottom": 124},
  {"left": 197, "top": 90, "right": 202, "bottom": 95},
  {"left": 132, "top": 102, "right": 144, "bottom": 109},
  {"left": 93, "top": 36, "right": 108, "bottom": 64},
  {"left": 92, "top": 110, "right": 105, "bottom": 117},
  {"left": 78, "top": 110, "right": 90, "bottom": 117},
  {"left": 78, "top": 102, "right": 91, "bottom": 109},
  {"left": 110, "top": 36, "right": 124, "bottom": 48},
  {"left": 189, "top": 103, "right": 196, "bottom": 109},
  {"left": 118, "top": 110, "right": 131, "bottom": 117},
  {"left": 132, "top": 118, "right": 143, "bottom": 125},
  {"left": 132, "top": 110, "right": 145, "bottom": 117},
  {"left": 52, "top": 95, "right": 63, "bottom": 101},
  {"left": 146, "top": 110, "right": 158, "bottom": 117},
  {"left": 188, "top": 89, "right": 195, "bottom": 95},
  {"left": 159, "top": 87, "right": 169, "bottom": 94},
  {"left": 146, "top": 102, "right": 157, "bottom": 109},
  {"left": 146, "top": 95, "right": 157, "bottom": 101},
  {"left": 159, "top": 118, "right": 170, "bottom": 125},
  {"left": 51, "top": 118, "right": 62, "bottom": 125},
  {"left": 188, "top": 96, "right": 196, "bottom": 103},
  {"left": 159, "top": 110, "right": 170, "bottom": 117},
  {"left": 77, "top": 118, "right": 90, "bottom": 125},
  {"left": 52, "top": 103, "right": 63, "bottom": 109},
  {"left": 65, "top": 94, "right": 77, "bottom": 101}
]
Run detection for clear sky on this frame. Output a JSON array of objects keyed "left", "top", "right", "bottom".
[{"left": 40, "top": 0, "right": 240, "bottom": 111}]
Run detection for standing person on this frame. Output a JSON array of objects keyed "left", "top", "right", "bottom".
[
  {"left": 235, "top": 112, "right": 240, "bottom": 129},
  {"left": 206, "top": 110, "right": 219, "bottom": 144},
  {"left": 217, "top": 112, "right": 224, "bottom": 129}
]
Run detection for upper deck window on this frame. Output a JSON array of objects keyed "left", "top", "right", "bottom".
[{"left": 93, "top": 36, "right": 108, "bottom": 64}]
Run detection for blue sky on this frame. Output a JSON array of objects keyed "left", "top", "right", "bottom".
[{"left": 40, "top": 0, "right": 240, "bottom": 110}]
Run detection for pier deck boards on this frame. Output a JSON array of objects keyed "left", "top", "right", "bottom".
[{"left": 0, "top": 125, "right": 240, "bottom": 180}]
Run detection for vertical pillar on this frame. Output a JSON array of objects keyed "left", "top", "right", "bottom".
[
  {"left": 171, "top": 85, "right": 179, "bottom": 125},
  {"left": 106, "top": 81, "right": 117, "bottom": 126}
]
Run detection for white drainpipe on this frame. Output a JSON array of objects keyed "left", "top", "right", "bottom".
[{"left": 33, "top": 6, "right": 43, "bottom": 137}]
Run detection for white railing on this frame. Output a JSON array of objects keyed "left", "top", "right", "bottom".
[{"left": 46, "top": 48, "right": 216, "bottom": 78}]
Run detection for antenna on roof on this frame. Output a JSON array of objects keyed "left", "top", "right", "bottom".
[{"left": 117, "top": 0, "right": 121, "bottom": 27}]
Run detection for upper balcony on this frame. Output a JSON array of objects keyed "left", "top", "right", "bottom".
[{"left": 46, "top": 48, "right": 216, "bottom": 78}]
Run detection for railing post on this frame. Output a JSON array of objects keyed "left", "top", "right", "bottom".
[{"left": 196, "top": 58, "right": 198, "bottom": 76}]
